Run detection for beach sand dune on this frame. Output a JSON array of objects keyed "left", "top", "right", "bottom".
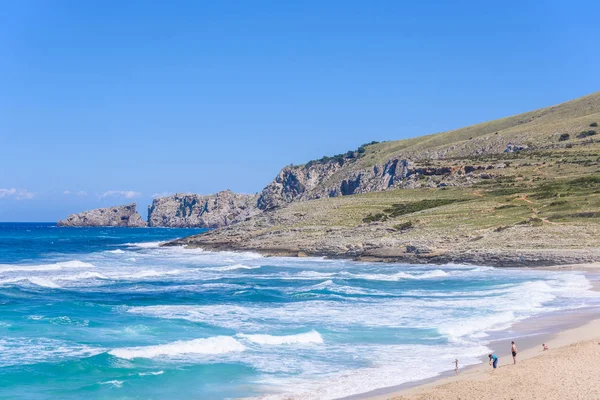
[{"left": 390, "top": 338, "right": 600, "bottom": 400}]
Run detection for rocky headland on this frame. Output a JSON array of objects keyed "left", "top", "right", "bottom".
[
  {"left": 147, "top": 190, "right": 259, "bottom": 228},
  {"left": 57, "top": 204, "right": 146, "bottom": 227},
  {"left": 163, "top": 92, "right": 600, "bottom": 267}
]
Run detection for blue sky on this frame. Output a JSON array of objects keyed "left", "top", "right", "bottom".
[{"left": 1, "top": 0, "right": 599, "bottom": 221}]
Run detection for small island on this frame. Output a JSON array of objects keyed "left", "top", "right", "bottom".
[{"left": 57, "top": 203, "right": 146, "bottom": 227}]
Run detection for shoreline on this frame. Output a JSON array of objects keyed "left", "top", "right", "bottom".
[
  {"left": 345, "top": 270, "right": 600, "bottom": 400},
  {"left": 348, "top": 307, "right": 600, "bottom": 400},
  {"left": 164, "top": 241, "right": 600, "bottom": 269}
]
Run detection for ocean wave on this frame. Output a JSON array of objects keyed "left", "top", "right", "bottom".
[
  {"left": 307, "top": 280, "right": 389, "bottom": 296},
  {"left": 112, "top": 269, "right": 184, "bottom": 279},
  {"left": 0, "top": 337, "right": 103, "bottom": 367},
  {"left": 138, "top": 370, "right": 164, "bottom": 376},
  {"left": 108, "top": 336, "right": 245, "bottom": 360},
  {"left": 123, "top": 241, "right": 163, "bottom": 248},
  {"left": 237, "top": 330, "right": 323, "bottom": 345},
  {"left": 250, "top": 342, "right": 491, "bottom": 400},
  {"left": 207, "top": 264, "right": 261, "bottom": 271},
  {"left": 0, "top": 260, "right": 95, "bottom": 273},
  {"left": 27, "top": 277, "right": 61, "bottom": 288},
  {"left": 340, "top": 269, "right": 449, "bottom": 281},
  {"left": 438, "top": 311, "right": 516, "bottom": 340},
  {"left": 107, "top": 249, "right": 126, "bottom": 254},
  {"left": 99, "top": 380, "right": 123, "bottom": 388},
  {"left": 56, "top": 272, "right": 109, "bottom": 281}
]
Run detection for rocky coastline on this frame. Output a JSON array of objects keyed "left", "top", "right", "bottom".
[
  {"left": 147, "top": 190, "right": 259, "bottom": 228},
  {"left": 59, "top": 92, "right": 600, "bottom": 270},
  {"left": 57, "top": 204, "right": 146, "bottom": 227}
]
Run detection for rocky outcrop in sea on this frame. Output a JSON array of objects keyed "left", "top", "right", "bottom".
[
  {"left": 57, "top": 204, "right": 146, "bottom": 227},
  {"left": 147, "top": 190, "right": 259, "bottom": 228}
]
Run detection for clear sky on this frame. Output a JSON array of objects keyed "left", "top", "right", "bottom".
[{"left": 2, "top": 0, "right": 599, "bottom": 222}]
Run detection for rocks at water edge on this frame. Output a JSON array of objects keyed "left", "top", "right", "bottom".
[{"left": 57, "top": 204, "right": 147, "bottom": 227}]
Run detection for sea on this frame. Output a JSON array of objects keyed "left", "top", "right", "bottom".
[{"left": 1, "top": 222, "right": 599, "bottom": 399}]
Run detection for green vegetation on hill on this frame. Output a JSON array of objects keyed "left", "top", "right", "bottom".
[{"left": 304, "top": 141, "right": 380, "bottom": 168}]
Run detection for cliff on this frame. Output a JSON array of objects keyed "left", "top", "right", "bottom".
[
  {"left": 57, "top": 204, "right": 146, "bottom": 227},
  {"left": 147, "top": 190, "right": 259, "bottom": 228}
]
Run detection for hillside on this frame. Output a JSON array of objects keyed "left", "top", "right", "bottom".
[
  {"left": 167, "top": 92, "right": 600, "bottom": 266},
  {"left": 256, "top": 91, "right": 600, "bottom": 209}
]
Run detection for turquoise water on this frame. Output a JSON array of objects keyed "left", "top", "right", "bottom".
[{"left": 1, "top": 223, "right": 599, "bottom": 399}]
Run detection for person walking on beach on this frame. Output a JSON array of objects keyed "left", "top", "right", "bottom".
[
  {"left": 511, "top": 341, "right": 518, "bottom": 364},
  {"left": 543, "top": 343, "right": 548, "bottom": 351},
  {"left": 454, "top": 359, "right": 459, "bottom": 375},
  {"left": 488, "top": 354, "right": 498, "bottom": 369}
]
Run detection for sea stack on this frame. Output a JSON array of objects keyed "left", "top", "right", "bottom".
[{"left": 57, "top": 203, "right": 147, "bottom": 227}]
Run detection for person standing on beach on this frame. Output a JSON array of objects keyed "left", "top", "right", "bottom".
[
  {"left": 454, "top": 359, "right": 459, "bottom": 375},
  {"left": 488, "top": 354, "right": 498, "bottom": 369},
  {"left": 511, "top": 341, "right": 518, "bottom": 364}
]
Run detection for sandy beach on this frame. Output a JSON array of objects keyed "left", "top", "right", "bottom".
[{"left": 359, "top": 264, "right": 600, "bottom": 400}]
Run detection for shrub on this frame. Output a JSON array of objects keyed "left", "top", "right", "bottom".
[
  {"left": 591, "top": 122, "right": 598, "bottom": 127},
  {"left": 494, "top": 204, "right": 518, "bottom": 210},
  {"left": 558, "top": 133, "right": 570, "bottom": 141},
  {"left": 393, "top": 221, "right": 414, "bottom": 231},
  {"left": 517, "top": 217, "right": 544, "bottom": 227},
  {"left": 548, "top": 200, "right": 567, "bottom": 206},
  {"left": 363, "top": 213, "right": 388, "bottom": 223},
  {"left": 383, "top": 199, "right": 463, "bottom": 218},
  {"left": 577, "top": 130, "right": 597, "bottom": 139}
]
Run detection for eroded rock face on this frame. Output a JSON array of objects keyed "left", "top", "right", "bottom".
[
  {"left": 57, "top": 204, "right": 146, "bottom": 227},
  {"left": 255, "top": 155, "right": 512, "bottom": 210},
  {"left": 257, "top": 158, "right": 413, "bottom": 210},
  {"left": 147, "top": 190, "right": 259, "bottom": 228}
]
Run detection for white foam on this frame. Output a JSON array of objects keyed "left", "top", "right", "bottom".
[
  {"left": 250, "top": 342, "right": 491, "bottom": 400},
  {"left": 238, "top": 330, "right": 323, "bottom": 345},
  {"left": 307, "top": 280, "right": 387, "bottom": 296},
  {"left": 108, "top": 336, "right": 245, "bottom": 360},
  {"left": 108, "top": 249, "right": 126, "bottom": 254},
  {"left": 0, "top": 337, "right": 103, "bottom": 367},
  {"left": 112, "top": 269, "right": 184, "bottom": 279},
  {"left": 207, "top": 264, "right": 261, "bottom": 271},
  {"left": 340, "top": 269, "right": 448, "bottom": 281},
  {"left": 99, "top": 380, "right": 123, "bottom": 387},
  {"left": 27, "top": 277, "right": 61, "bottom": 288},
  {"left": 438, "top": 311, "right": 516, "bottom": 340},
  {"left": 138, "top": 370, "right": 164, "bottom": 376},
  {"left": 0, "top": 260, "right": 95, "bottom": 273},
  {"left": 57, "top": 272, "right": 109, "bottom": 281},
  {"left": 123, "top": 241, "right": 163, "bottom": 248}
]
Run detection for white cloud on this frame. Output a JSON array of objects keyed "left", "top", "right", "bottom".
[
  {"left": 101, "top": 190, "right": 141, "bottom": 199},
  {"left": 0, "top": 188, "right": 17, "bottom": 198},
  {"left": 0, "top": 188, "right": 35, "bottom": 200},
  {"left": 151, "top": 191, "right": 174, "bottom": 199}
]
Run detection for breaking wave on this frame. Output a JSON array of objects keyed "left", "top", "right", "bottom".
[
  {"left": 237, "top": 330, "right": 323, "bottom": 345},
  {"left": 108, "top": 336, "right": 245, "bottom": 360}
]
